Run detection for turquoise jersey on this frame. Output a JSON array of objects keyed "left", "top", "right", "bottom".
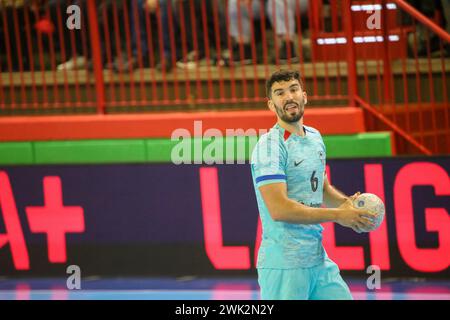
[{"left": 251, "top": 123, "right": 327, "bottom": 269}]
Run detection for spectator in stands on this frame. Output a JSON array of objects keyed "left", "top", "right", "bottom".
[
  {"left": 0, "top": 0, "right": 39, "bottom": 71},
  {"left": 54, "top": 0, "right": 150, "bottom": 73},
  {"left": 48, "top": 0, "right": 111, "bottom": 71},
  {"left": 175, "top": 0, "right": 228, "bottom": 70},
  {"left": 48, "top": 0, "right": 89, "bottom": 71},
  {"left": 406, "top": 0, "right": 448, "bottom": 57},
  {"left": 145, "top": 0, "right": 177, "bottom": 71},
  {"left": 145, "top": 0, "right": 228, "bottom": 72},
  {"left": 440, "top": 0, "right": 450, "bottom": 55},
  {"left": 227, "top": 0, "right": 308, "bottom": 64},
  {"left": 112, "top": 0, "right": 150, "bottom": 72}
]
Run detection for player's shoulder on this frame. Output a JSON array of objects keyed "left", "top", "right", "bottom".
[
  {"left": 256, "top": 125, "right": 285, "bottom": 147},
  {"left": 305, "top": 125, "right": 326, "bottom": 149},
  {"left": 251, "top": 126, "right": 286, "bottom": 163},
  {"left": 303, "top": 125, "right": 322, "bottom": 136}
]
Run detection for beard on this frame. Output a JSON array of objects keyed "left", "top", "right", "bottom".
[{"left": 274, "top": 99, "right": 305, "bottom": 123}]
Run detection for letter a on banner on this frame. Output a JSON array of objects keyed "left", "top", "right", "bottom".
[{"left": 0, "top": 172, "right": 30, "bottom": 270}]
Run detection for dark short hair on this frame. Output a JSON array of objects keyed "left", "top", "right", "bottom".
[{"left": 266, "top": 70, "right": 304, "bottom": 98}]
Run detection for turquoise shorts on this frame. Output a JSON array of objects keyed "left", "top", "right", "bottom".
[{"left": 258, "top": 257, "right": 353, "bottom": 300}]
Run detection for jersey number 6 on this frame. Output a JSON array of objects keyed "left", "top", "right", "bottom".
[{"left": 310, "top": 171, "right": 318, "bottom": 192}]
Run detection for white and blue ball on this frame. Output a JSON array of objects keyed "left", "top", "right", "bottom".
[{"left": 352, "top": 193, "right": 385, "bottom": 232}]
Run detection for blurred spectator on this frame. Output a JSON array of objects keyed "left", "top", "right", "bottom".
[
  {"left": 443, "top": 0, "right": 450, "bottom": 32},
  {"left": 175, "top": 0, "right": 228, "bottom": 70},
  {"left": 228, "top": 0, "right": 308, "bottom": 64},
  {"left": 406, "top": 0, "right": 447, "bottom": 56},
  {"left": 53, "top": 0, "right": 150, "bottom": 72},
  {"left": 440, "top": 0, "right": 450, "bottom": 55},
  {"left": 145, "top": 0, "right": 176, "bottom": 71},
  {"left": 47, "top": 0, "right": 89, "bottom": 71},
  {"left": 0, "top": 0, "right": 39, "bottom": 71},
  {"left": 146, "top": 0, "right": 227, "bottom": 72},
  {"left": 47, "top": 0, "right": 111, "bottom": 71},
  {"left": 112, "top": 0, "right": 150, "bottom": 72}
]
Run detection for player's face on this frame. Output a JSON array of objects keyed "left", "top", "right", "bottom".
[{"left": 269, "top": 79, "right": 307, "bottom": 123}]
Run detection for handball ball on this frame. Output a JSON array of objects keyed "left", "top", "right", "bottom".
[{"left": 352, "top": 193, "right": 385, "bottom": 232}]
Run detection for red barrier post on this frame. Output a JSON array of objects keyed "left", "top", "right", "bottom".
[
  {"left": 381, "top": 0, "right": 392, "bottom": 104},
  {"left": 86, "top": 0, "right": 106, "bottom": 114},
  {"left": 343, "top": 0, "right": 357, "bottom": 107}
]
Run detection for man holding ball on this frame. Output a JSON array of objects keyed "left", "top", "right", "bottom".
[{"left": 251, "top": 70, "right": 379, "bottom": 300}]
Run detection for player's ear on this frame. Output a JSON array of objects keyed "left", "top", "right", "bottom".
[
  {"left": 267, "top": 99, "right": 275, "bottom": 112},
  {"left": 303, "top": 91, "right": 307, "bottom": 104}
]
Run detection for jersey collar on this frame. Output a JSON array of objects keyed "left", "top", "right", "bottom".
[
  {"left": 284, "top": 129, "right": 291, "bottom": 141},
  {"left": 274, "top": 123, "right": 307, "bottom": 141}
]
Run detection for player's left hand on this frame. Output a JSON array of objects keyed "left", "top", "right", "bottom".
[
  {"left": 349, "top": 192, "right": 361, "bottom": 201},
  {"left": 349, "top": 193, "right": 373, "bottom": 233},
  {"left": 349, "top": 192, "right": 369, "bottom": 233}
]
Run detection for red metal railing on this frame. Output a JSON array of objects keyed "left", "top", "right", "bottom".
[
  {"left": 310, "top": 0, "right": 449, "bottom": 154},
  {"left": 0, "top": 0, "right": 448, "bottom": 154},
  {"left": 345, "top": 0, "right": 450, "bottom": 154},
  {"left": 0, "top": 0, "right": 350, "bottom": 111}
]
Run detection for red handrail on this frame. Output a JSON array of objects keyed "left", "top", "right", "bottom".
[{"left": 355, "top": 96, "right": 432, "bottom": 155}]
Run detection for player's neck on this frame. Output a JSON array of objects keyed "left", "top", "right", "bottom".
[{"left": 277, "top": 118, "right": 305, "bottom": 137}]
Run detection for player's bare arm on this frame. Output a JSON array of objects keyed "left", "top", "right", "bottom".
[
  {"left": 258, "top": 182, "right": 376, "bottom": 231},
  {"left": 323, "top": 175, "right": 360, "bottom": 207}
]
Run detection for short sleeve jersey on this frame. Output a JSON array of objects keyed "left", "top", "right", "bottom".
[{"left": 251, "top": 123, "right": 327, "bottom": 269}]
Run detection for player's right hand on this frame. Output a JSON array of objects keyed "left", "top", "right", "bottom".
[{"left": 336, "top": 198, "right": 378, "bottom": 233}]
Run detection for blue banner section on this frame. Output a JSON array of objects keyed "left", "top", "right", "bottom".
[{"left": 0, "top": 157, "right": 448, "bottom": 277}]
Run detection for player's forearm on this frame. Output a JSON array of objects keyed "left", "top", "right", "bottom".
[
  {"left": 323, "top": 184, "right": 349, "bottom": 208},
  {"left": 270, "top": 198, "right": 339, "bottom": 224}
]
